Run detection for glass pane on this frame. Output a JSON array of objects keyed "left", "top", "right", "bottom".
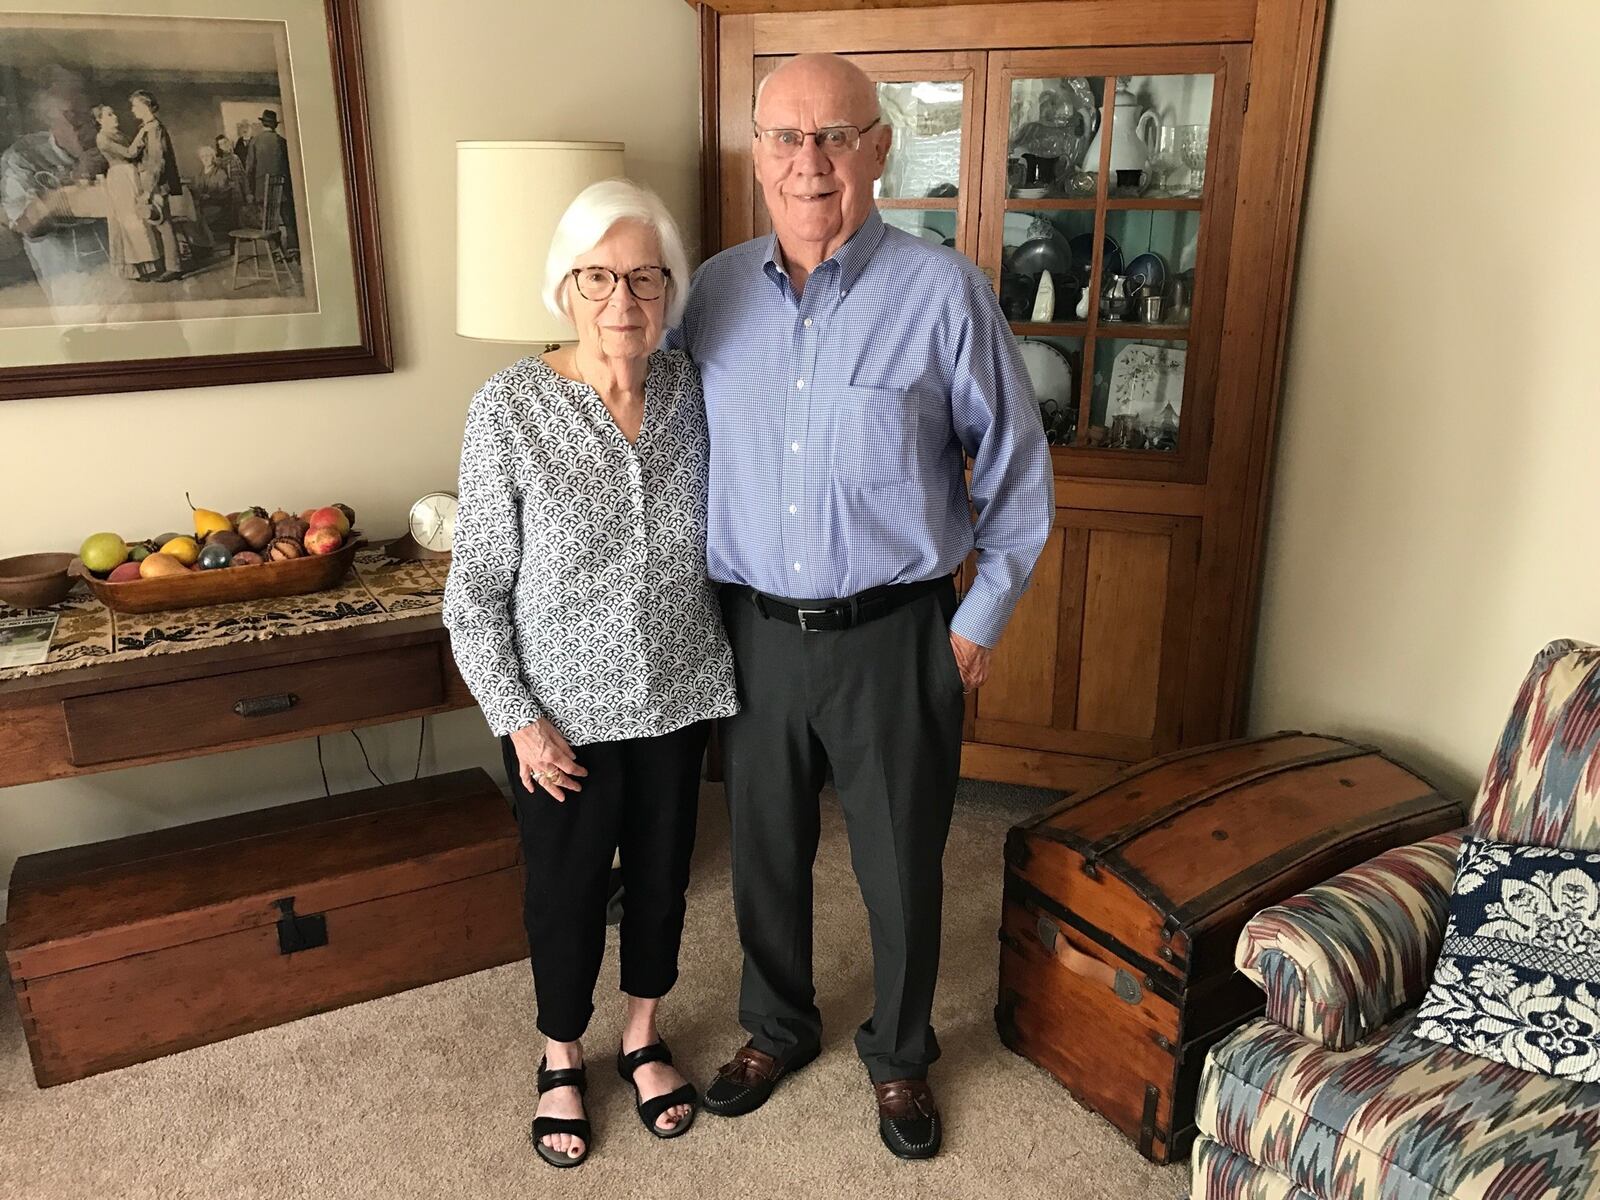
[
  {"left": 1017, "top": 335, "right": 1083, "bottom": 447},
  {"left": 1000, "top": 209, "right": 1094, "bottom": 323},
  {"left": 876, "top": 80, "right": 964, "bottom": 200},
  {"left": 1102, "top": 209, "right": 1199, "bottom": 327},
  {"left": 1104, "top": 74, "right": 1215, "bottom": 198},
  {"left": 1005, "top": 77, "right": 1104, "bottom": 199},
  {"left": 1088, "top": 338, "right": 1187, "bottom": 453},
  {"left": 879, "top": 207, "right": 958, "bottom": 249}
]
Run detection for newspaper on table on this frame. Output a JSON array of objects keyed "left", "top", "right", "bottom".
[{"left": 0, "top": 613, "right": 59, "bottom": 668}]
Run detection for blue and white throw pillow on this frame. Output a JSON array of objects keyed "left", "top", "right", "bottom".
[{"left": 1415, "top": 835, "right": 1600, "bottom": 1080}]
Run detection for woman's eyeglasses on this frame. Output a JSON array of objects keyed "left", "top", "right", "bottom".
[
  {"left": 754, "top": 119, "right": 881, "bottom": 159},
  {"left": 570, "top": 265, "right": 671, "bottom": 303}
]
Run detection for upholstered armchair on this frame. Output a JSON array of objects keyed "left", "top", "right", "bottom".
[{"left": 1190, "top": 639, "right": 1600, "bottom": 1200}]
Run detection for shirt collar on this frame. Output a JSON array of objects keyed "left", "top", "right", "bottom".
[{"left": 762, "top": 207, "right": 887, "bottom": 297}]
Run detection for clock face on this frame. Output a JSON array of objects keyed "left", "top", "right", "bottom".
[{"left": 409, "top": 491, "right": 457, "bottom": 552}]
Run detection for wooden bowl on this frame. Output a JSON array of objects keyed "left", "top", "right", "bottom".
[
  {"left": 0, "top": 552, "right": 77, "bottom": 609},
  {"left": 70, "top": 538, "right": 365, "bottom": 615}
]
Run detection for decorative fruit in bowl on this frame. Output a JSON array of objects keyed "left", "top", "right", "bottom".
[
  {"left": 139, "top": 553, "right": 187, "bottom": 579},
  {"left": 304, "top": 526, "right": 343, "bottom": 555},
  {"left": 198, "top": 543, "right": 233, "bottom": 570},
  {"left": 71, "top": 496, "right": 363, "bottom": 613},
  {"left": 79, "top": 532, "right": 128, "bottom": 576}
]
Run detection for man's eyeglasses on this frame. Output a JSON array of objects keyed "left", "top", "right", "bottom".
[
  {"left": 570, "top": 265, "right": 671, "bottom": 303},
  {"left": 755, "top": 119, "right": 881, "bottom": 159}
]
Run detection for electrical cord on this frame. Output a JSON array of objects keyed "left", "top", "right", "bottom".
[{"left": 315, "top": 716, "right": 427, "bottom": 795}]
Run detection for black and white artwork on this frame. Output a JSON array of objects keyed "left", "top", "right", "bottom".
[{"left": 0, "top": 12, "right": 317, "bottom": 328}]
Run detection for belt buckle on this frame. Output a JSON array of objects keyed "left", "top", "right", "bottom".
[{"left": 796, "top": 607, "right": 827, "bottom": 633}]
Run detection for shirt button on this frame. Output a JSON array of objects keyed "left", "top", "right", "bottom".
[
  {"left": 795, "top": 379, "right": 805, "bottom": 390},
  {"left": 803, "top": 318, "right": 813, "bottom": 328},
  {"left": 788, "top": 504, "right": 797, "bottom": 514},
  {"left": 791, "top": 441, "right": 800, "bottom": 453},
  {"left": 793, "top": 562, "right": 802, "bottom": 572}
]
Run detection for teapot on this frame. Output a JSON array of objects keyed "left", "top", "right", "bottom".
[{"left": 1082, "top": 80, "right": 1159, "bottom": 179}]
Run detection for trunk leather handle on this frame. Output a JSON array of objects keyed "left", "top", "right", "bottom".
[{"left": 1036, "top": 914, "right": 1144, "bottom": 1006}]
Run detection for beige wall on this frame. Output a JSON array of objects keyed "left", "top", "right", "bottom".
[
  {"left": 0, "top": 0, "right": 703, "bottom": 915},
  {"left": 1248, "top": 0, "right": 1600, "bottom": 798}
]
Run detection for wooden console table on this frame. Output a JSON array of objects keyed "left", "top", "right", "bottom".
[{"left": 0, "top": 615, "right": 473, "bottom": 788}]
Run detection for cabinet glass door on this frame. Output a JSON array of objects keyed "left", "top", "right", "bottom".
[
  {"left": 980, "top": 49, "right": 1244, "bottom": 480},
  {"left": 754, "top": 52, "right": 988, "bottom": 262}
]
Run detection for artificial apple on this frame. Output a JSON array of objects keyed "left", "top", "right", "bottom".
[{"left": 304, "top": 525, "right": 343, "bottom": 555}]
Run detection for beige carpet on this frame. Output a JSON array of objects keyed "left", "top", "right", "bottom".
[{"left": 0, "top": 779, "right": 1187, "bottom": 1200}]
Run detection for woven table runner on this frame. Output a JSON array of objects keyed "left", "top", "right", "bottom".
[{"left": 0, "top": 549, "right": 447, "bottom": 682}]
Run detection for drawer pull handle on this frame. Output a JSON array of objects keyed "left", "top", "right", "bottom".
[{"left": 234, "top": 692, "right": 298, "bottom": 718}]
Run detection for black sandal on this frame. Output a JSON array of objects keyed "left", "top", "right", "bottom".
[
  {"left": 616, "top": 1041, "right": 698, "bottom": 1139},
  {"left": 531, "top": 1056, "right": 592, "bottom": 1169}
]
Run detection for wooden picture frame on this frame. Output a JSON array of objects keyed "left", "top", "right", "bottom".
[{"left": 0, "top": 0, "right": 391, "bottom": 401}]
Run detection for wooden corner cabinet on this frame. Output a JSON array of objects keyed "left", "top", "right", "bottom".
[{"left": 692, "top": 0, "right": 1328, "bottom": 793}]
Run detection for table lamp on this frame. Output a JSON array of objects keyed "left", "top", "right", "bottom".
[{"left": 456, "top": 140, "right": 626, "bottom": 345}]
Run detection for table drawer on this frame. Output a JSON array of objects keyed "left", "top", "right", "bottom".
[{"left": 62, "top": 645, "right": 445, "bottom": 767}]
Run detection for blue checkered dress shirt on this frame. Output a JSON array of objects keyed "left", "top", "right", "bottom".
[{"left": 670, "top": 208, "right": 1054, "bottom": 648}]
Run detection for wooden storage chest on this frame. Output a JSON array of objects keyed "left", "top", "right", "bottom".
[
  {"left": 5, "top": 768, "right": 528, "bottom": 1087},
  {"left": 996, "top": 732, "right": 1465, "bottom": 1163}
]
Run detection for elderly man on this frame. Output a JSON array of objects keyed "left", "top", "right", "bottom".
[{"left": 673, "top": 53, "right": 1052, "bottom": 1159}]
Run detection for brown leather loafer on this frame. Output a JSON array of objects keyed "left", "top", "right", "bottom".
[
  {"left": 875, "top": 1078, "right": 942, "bottom": 1160},
  {"left": 702, "top": 1041, "right": 820, "bottom": 1117}
]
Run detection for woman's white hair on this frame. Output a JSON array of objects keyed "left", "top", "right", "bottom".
[{"left": 541, "top": 178, "right": 690, "bottom": 330}]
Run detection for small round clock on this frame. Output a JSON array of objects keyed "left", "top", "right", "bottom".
[{"left": 382, "top": 490, "right": 457, "bottom": 561}]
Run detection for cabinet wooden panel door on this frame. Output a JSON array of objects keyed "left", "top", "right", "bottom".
[{"left": 968, "top": 509, "right": 1198, "bottom": 788}]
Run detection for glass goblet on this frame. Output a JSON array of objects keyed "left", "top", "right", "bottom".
[
  {"left": 1178, "top": 124, "right": 1210, "bottom": 197},
  {"left": 1148, "top": 124, "right": 1181, "bottom": 197}
]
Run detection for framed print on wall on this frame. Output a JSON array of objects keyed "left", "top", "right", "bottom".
[{"left": 0, "top": 0, "right": 390, "bottom": 400}]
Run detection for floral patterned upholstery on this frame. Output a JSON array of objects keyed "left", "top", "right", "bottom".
[
  {"left": 1414, "top": 835, "right": 1600, "bottom": 1080},
  {"left": 1192, "top": 641, "right": 1600, "bottom": 1200},
  {"left": 1194, "top": 1014, "right": 1600, "bottom": 1200},
  {"left": 1235, "top": 833, "right": 1463, "bottom": 1050},
  {"left": 1472, "top": 639, "right": 1600, "bottom": 849}
]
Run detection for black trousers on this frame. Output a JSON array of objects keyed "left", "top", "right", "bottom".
[
  {"left": 502, "top": 720, "right": 709, "bottom": 1043},
  {"left": 719, "top": 579, "right": 965, "bottom": 1083}
]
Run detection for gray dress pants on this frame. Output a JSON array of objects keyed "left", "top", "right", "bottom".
[{"left": 718, "top": 579, "right": 965, "bottom": 1083}]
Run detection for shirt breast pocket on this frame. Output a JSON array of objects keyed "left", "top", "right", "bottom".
[{"left": 834, "top": 384, "right": 921, "bottom": 488}]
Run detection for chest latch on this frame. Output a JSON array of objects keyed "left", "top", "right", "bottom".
[{"left": 274, "top": 897, "right": 329, "bottom": 955}]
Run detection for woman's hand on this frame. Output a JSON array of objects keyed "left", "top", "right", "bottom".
[{"left": 509, "top": 718, "right": 588, "bottom": 801}]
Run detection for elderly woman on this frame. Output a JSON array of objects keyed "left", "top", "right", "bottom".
[{"left": 443, "top": 179, "right": 737, "bottom": 1169}]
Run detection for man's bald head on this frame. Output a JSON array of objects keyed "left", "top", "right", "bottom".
[{"left": 755, "top": 53, "right": 880, "bottom": 129}]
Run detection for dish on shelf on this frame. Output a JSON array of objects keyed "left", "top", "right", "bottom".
[
  {"left": 1068, "top": 232, "right": 1123, "bottom": 280},
  {"left": 1107, "top": 343, "right": 1186, "bottom": 426},
  {"left": 1018, "top": 338, "right": 1075, "bottom": 406},
  {"left": 1124, "top": 251, "right": 1168, "bottom": 294},
  {"left": 1009, "top": 236, "right": 1073, "bottom": 283}
]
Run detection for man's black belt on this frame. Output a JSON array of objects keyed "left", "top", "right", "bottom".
[{"left": 730, "top": 576, "right": 952, "bottom": 633}]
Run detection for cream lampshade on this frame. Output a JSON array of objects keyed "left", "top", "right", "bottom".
[{"left": 456, "top": 140, "right": 626, "bottom": 343}]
